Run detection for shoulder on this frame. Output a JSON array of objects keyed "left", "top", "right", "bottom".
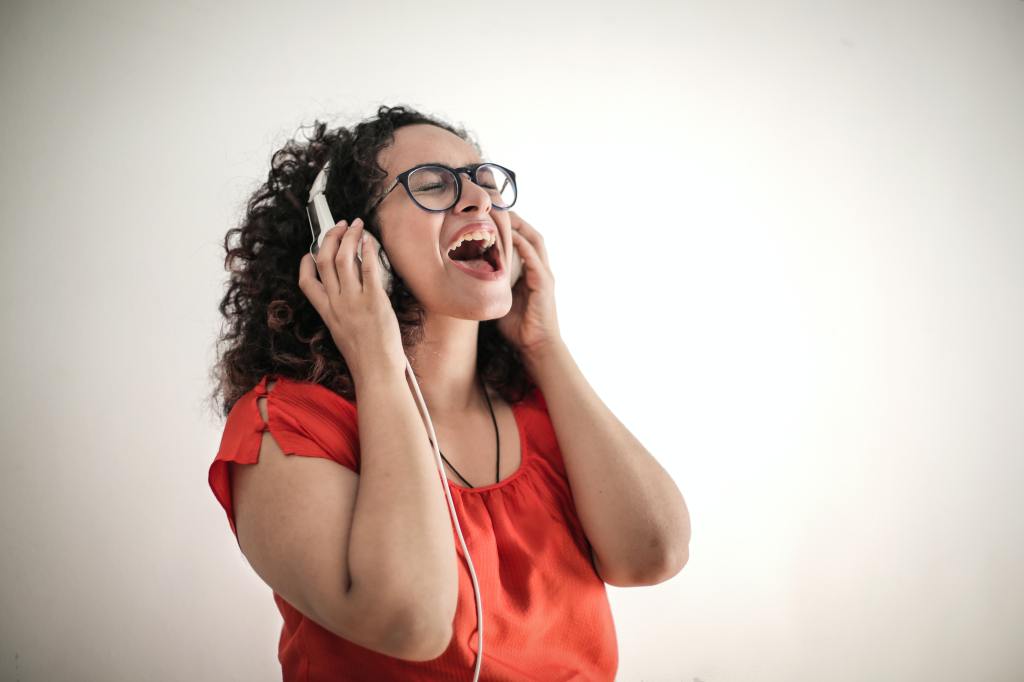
[
  {"left": 224, "top": 375, "right": 355, "bottom": 427},
  {"left": 222, "top": 374, "right": 361, "bottom": 469},
  {"left": 513, "top": 385, "right": 559, "bottom": 463},
  {"left": 261, "top": 375, "right": 357, "bottom": 416},
  {"left": 209, "top": 375, "right": 359, "bottom": 540}
]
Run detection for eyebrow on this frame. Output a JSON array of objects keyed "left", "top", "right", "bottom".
[{"left": 418, "top": 160, "right": 486, "bottom": 169}]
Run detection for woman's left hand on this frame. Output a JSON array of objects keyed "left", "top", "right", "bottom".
[{"left": 495, "top": 211, "right": 563, "bottom": 358}]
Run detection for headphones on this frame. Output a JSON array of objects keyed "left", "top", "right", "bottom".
[{"left": 306, "top": 160, "right": 395, "bottom": 295}]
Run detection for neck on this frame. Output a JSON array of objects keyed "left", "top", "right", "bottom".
[{"left": 407, "top": 313, "right": 485, "bottom": 415}]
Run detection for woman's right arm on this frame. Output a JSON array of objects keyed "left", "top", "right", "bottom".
[
  {"left": 344, "top": 362, "right": 460, "bottom": 658},
  {"left": 257, "top": 217, "right": 459, "bottom": 660},
  {"left": 232, "top": 368, "right": 458, "bottom": 662}
]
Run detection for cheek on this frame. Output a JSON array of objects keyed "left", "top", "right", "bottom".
[{"left": 381, "top": 217, "right": 445, "bottom": 269}]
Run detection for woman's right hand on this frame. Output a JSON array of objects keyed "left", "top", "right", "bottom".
[{"left": 298, "top": 218, "right": 407, "bottom": 382}]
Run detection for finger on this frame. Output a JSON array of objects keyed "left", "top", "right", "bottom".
[
  {"left": 509, "top": 212, "right": 549, "bottom": 267},
  {"left": 317, "top": 220, "right": 349, "bottom": 294},
  {"left": 514, "top": 218, "right": 547, "bottom": 262},
  {"left": 298, "top": 252, "right": 329, "bottom": 315},
  {"left": 511, "top": 230, "right": 543, "bottom": 276},
  {"left": 335, "top": 217, "right": 364, "bottom": 293}
]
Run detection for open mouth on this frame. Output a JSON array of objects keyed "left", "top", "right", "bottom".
[{"left": 446, "top": 237, "right": 502, "bottom": 273}]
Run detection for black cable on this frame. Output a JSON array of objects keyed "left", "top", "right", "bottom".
[{"left": 438, "top": 374, "right": 500, "bottom": 488}]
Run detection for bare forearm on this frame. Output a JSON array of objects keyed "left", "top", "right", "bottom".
[
  {"left": 524, "top": 342, "right": 690, "bottom": 581},
  {"left": 345, "top": 364, "right": 458, "bottom": 636}
]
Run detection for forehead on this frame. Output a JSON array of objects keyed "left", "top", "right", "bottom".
[{"left": 380, "top": 124, "right": 481, "bottom": 176}]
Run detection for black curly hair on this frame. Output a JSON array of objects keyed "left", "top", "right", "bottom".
[{"left": 208, "top": 105, "right": 536, "bottom": 418}]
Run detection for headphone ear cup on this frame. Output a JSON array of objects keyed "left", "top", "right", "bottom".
[{"left": 366, "top": 233, "right": 393, "bottom": 296}]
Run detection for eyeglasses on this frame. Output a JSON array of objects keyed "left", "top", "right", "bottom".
[{"left": 366, "top": 162, "right": 517, "bottom": 214}]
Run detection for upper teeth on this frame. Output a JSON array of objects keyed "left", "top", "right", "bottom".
[{"left": 447, "top": 230, "right": 496, "bottom": 254}]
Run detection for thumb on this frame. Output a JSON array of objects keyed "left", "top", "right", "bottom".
[{"left": 298, "top": 252, "right": 329, "bottom": 315}]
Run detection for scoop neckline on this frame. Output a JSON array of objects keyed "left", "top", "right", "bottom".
[{"left": 444, "top": 397, "right": 532, "bottom": 494}]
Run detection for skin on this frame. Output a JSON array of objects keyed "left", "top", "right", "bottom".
[{"left": 372, "top": 123, "right": 517, "bottom": 416}]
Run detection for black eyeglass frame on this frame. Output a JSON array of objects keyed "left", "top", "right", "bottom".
[{"left": 366, "top": 162, "right": 518, "bottom": 214}]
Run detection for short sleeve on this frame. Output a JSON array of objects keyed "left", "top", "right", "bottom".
[{"left": 208, "top": 375, "right": 360, "bottom": 540}]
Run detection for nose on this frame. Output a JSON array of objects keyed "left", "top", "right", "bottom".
[{"left": 453, "top": 170, "right": 493, "bottom": 214}]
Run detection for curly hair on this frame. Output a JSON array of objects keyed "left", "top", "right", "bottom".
[{"left": 208, "top": 105, "right": 536, "bottom": 418}]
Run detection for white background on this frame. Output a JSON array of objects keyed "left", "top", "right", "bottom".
[{"left": 1, "top": 1, "right": 1022, "bottom": 680}]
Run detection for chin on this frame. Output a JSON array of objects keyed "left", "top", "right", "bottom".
[
  {"left": 485, "top": 296, "right": 515, "bottom": 321},
  {"left": 447, "top": 290, "right": 513, "bottom": 321}
]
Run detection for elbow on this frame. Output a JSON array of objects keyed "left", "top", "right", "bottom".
[
  {"left": 387, "top": 570, "right": 458, "bottom": 661},
  {"left": 614, "top": 511, "right": 691, "bottom": 587},
  {"left": 395, "top": 612, "right": 454, "bottom": 662},
  {"left": 596, "top": 545, "right": 688, "bottom": 587},
  {"left": 638, "top": 543, "right": 690, "bottom": 586},
  {"left": 662, "top": 545, "right": 689, "bottom": 579},
  {"left": 400, "top": 622, "right": 453, "bottom": 662},
  {"left": 658, "top": 512, "right": 691, "bottom": 579}
]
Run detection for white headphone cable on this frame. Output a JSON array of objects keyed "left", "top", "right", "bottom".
[{"left": 404, "top": 359, "right": 484, "bottom": 681}]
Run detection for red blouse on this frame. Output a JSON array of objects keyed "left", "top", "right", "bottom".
[{"left": 209, "top": 374, "right": 618, "bottom": 681}]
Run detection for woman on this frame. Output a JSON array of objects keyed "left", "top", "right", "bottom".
[{"left": 208, "top": 105, "right": 688, "bottom": 680}]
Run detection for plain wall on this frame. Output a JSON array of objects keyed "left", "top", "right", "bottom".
[{"left": 1, "top": 0, "right": 1022, "bottom": 680}]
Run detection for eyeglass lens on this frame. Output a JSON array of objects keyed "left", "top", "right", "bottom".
[{"left": 407, "top": 164, "right": 516, "bottom": 211}]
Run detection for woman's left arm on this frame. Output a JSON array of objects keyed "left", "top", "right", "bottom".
[
  {"left": 523, "top": 342, "right": 691, "bottom": 587},
  {"left": 498, "top": 211, "right": 690, "bottom": 587}
]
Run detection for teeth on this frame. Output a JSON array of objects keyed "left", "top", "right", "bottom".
[{"left": 447, "top": 230, "right": 496, "bottom": 255}]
